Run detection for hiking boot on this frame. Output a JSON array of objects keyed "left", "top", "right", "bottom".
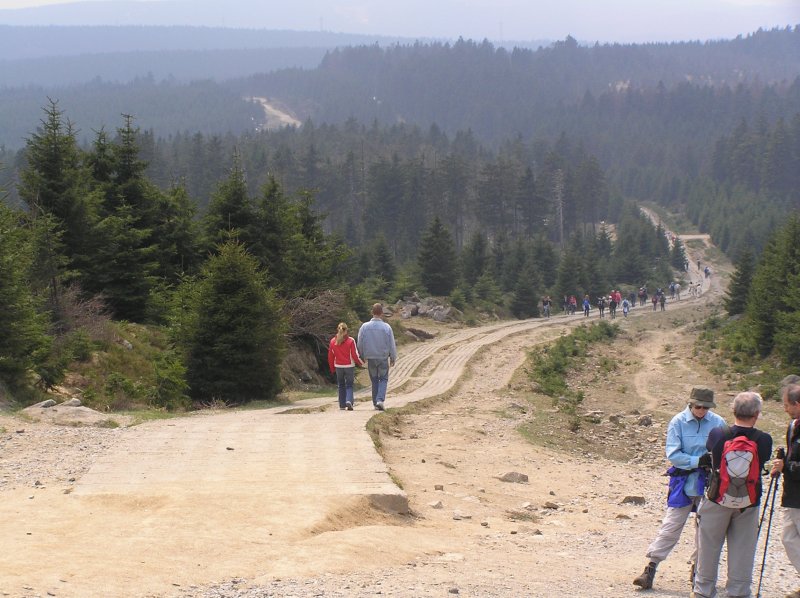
[
  {"left": 375, "top": 402, "right": 385, "bottom": 411},
  {"left": 633, "top": 562, "right": 657, "bottom": 589},
  {"left": 786, "top": 590, "right": 800, "bottom": 598},
  {"left": 346, "top": 402, "right": 353, "bottom": 411}
]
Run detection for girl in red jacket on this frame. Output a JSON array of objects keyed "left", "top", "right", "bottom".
[{"left": 328, "top": 322, "right": 364, "bottom": 410}]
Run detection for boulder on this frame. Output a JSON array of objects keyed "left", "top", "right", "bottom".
[{"left": 499, "top": 471, "right": 529, "bottom": 483}]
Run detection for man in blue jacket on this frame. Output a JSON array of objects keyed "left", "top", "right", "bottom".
[
  {"left": 634, "top": 387, "right": 726, "bottom": 590},
  {"left": 357, "top": 303, "right": 397, "bottom": 411}
]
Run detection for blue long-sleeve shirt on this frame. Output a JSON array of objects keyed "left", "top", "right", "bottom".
[
  {"left": 357, "top": 317, "right": 397, "bottom": 362},
  {"left": 666, "top": 406, "right": 726, "bottom": 496}
]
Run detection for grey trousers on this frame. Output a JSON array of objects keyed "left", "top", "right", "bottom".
[
  {"left": 645, "top": 496, "right": 701, "bottom": 564},
  {"left": 783, "top": 507, "right": 800, "bottom": 573},
  {"left": 693, "top": 498, "right": 759, "bottom": 598}
]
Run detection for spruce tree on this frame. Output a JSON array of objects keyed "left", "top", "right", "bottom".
[
  {"left": 747, "top": 215, "right": 800, "bottom": 356},
  {"left": 19, "top": 100, "right": 96, "bottom": 278},
  {"left": 417, "top": 216, "right": 459, "bottom": 296},
  {"left": 555, "top": 235, "right": 586, "bottom": 301},
  {"left": 203, "top": 153, "right": 256, "bottom": 251},
  {"left": 670, "top": 237, "right": 688, "bottom": 270},
  {"left": 285, "top": 191, "right": 350, "bottom": 294},
  {"left": 775, "top": 271, "right": 800, "bottom": 366},
  {"left": 0, "top": 204, "right": 50, "bottom": 389},
  {"left": 724, "top": 249, "right": 755, "bottom": 316},
  {"left": 509, "top": 262, "right": 541, "bottom": 319},
  {"left": 186, "top": 241, "right": 285, "bottom": 404},
  {"left": 371, "top": 234, "right": 396, "bottom": 283},
  {"left": 252, "top": 175, "right": 294, "bottom": 288},
  {"left": 151, "top": 182, "right": 201, "bottom": 281},
  {"left": 85, "top": 203, "right": 158, "bottom": 322},
  {"left": 461, "top": 231, "right": 489, "bottom": 286}
]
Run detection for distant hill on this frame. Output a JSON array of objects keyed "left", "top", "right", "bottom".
[
  {"left": 0, "top": 25, "right": 432, "bottom": 87},
  {"left": 0, "top": 47, "right": 329, "bottom": 87},
  {"left": 0, "top": 25, "right": 411, "bottom": 61},
  {"left": 0, "top": 79, "right": 263, "bottom": 151},
  {"left": 232, "top": 28, "right": 800, "bottom": 142},
  {"left": 0, "top": 0, "right": 348, "bottom": 28}
]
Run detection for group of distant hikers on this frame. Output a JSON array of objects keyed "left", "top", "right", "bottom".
[
  {"left": 549, "top": 278, "right": 705, "bottom": 321},
  {"left": 633, "top": 378, "right": 800, "bottom": 598}
]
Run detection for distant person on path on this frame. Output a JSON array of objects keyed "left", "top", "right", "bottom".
[
  {"left": 633, "top": 388, "right": 725, "bottom": 590},
  {"left": 770, "top": 379, "right": 800, "bottom": 598},
  {"left": 622, "top": 297, "right": 630, "bottom": 317},
  {"left": 693, "top": 392, "right": 772, "bottom": 598},
  {"left": 583, "top": 294, "right": 591, "bottom": 317},
  {"left": 542, "top": 295, "right": 552, "bottom": 318},
  {"left": 357, "top": 303, "right": 397, "bottom": 411},
  {"left": 597, "top": 295, "right": 606, "bottom": 318},
  {"left": 675, "top": 283, "right": 682, "bottom": 301},
  {"left": 652, "top": 293, "right": 659, "bottom": 311},
  {"left": 328, "top": 322, "right": 364, "bottom": 410},
  {"left": 660, "top": 293, "right": 667, "bottom": 311},
  {"left": 609, "top": 294, "right": 617, "bottom": 319},
  {"left": 569, "top": 295, "right": 577, "bottom": 315}
]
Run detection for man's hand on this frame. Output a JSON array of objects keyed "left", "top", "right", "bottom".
[
  {"left": 772, "top": 458, "right": 785, "bottom": 478},
  {"left": 698, "top": 452, "right": 712, "bottom": 469}
]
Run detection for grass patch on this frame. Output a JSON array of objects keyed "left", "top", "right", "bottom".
[
  {"left": 527, "top": 321, "right": 619, "bottom": 431},
  {"left": 640, "top": 203, "right": 699, "bottom": 235},
  {"left": 506, "top": 509, "right": 540, "bottom": 523},
  {"left": 685, "top": 239, "right": 706, "bottom": 250},
  {"left": 123, "top": 409, "right": 184, "bottom": 426},
  {"left": 695, "top": 312, "right": 788, "bottom": 400},
  {"left": 388, "top": 471, "right": 405, "bottom": 490},
  {"left": 73, "top": 321, "right": 189, "bottom": 412}
]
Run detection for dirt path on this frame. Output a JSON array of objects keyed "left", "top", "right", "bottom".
[{"left": 1, "top": 235, "right": 795, "bottom": 598}]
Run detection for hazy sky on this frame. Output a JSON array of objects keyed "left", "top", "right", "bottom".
[{"left": 0, "top": 0, "right": 798, "bottom": 43}]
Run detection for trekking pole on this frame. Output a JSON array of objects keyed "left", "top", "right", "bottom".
[
  {"left": 756, "top": 448, "right": 784, "bottom": 598},
  {"left": 757, "top": 474, "right": 775, "bottom": 538}
]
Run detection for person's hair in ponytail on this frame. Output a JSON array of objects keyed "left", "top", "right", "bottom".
[{"left": 336, "top": 322, "right": 348, "bottom": 345}]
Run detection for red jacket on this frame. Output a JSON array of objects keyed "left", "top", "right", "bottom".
[{"left": 328, "top": 336, "right": 363, "bottom": 373}]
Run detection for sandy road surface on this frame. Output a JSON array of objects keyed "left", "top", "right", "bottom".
[{"left": 0, "top": 317, "right": 608, "bottom": 597}]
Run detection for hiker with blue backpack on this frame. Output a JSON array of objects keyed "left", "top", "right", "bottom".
[
  {"left": 692, "top": 391, "right": 773, "bottom": 598},
  {"left": 633, "top": 387, "right": 725, "bottom": 590}
]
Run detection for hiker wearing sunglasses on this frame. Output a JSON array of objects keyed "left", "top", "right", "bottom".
[{"left": 633, "top": 387, "right": 725, "bottom": 590}]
